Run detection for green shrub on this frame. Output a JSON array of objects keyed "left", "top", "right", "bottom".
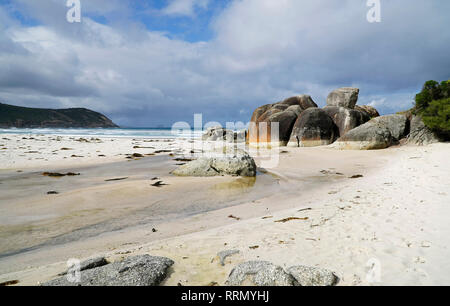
[
  {"left": 421, "top": 98, "right": 450, "bottom": 139},
  {"left": 415, "top": 80, "right": 450, "bottom": 140},
  {"left": 415, "top": 80, "right": 450, "bottom": 112}
]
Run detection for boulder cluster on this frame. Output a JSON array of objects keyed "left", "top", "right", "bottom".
[
  {"left": 226, "top": 261, "right": 339, "bottom": 286},
  {"left": 247, "top": 87, "right": 437, "bottom": 149},
  {"left": 43, "top": 254, "right": 339, "bottom": 287}
]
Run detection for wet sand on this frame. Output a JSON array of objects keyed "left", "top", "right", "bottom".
[{"left": 0, "top": 133, "right": 449, "bottom": 286}]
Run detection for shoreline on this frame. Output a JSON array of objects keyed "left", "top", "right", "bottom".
[{"left": 0, "top": 133, "right": 449, "bottom": 286}]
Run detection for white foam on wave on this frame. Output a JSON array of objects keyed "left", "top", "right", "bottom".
[{"left": 0, "top": 128, "right": 203, "bottom": 139}]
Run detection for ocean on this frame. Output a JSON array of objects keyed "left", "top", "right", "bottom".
[{"left": 0, "top": 127, "right": 203, "bottom": 139}]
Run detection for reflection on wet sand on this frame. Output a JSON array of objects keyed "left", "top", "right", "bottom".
[{"left": 0, "top": 156, "right": 279, "bottom": 258}]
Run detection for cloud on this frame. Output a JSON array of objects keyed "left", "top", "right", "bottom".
[
  {"left": 162, "top": 0, "right": 210, "bottom": 17},
  {"left": 0, "top": 0, "right": 449, "bottom": 127}
]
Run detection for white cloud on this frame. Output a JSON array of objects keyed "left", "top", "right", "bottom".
[
  {"left": 0, "top": 0, "right": 449, "bottom": 126},
  {"left": 162, "top": 0, "right": 209, "bottom": 17}
]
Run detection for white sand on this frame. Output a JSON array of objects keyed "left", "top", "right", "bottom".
[{"left": 0, "top": 133, "right": 449, "bottom": 286}]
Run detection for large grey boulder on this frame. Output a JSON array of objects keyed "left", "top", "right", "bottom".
[
  {"left": 332, "top": 120, "right": 393, "bottom": 150},
  {"left": 323, "top": 106, "right": 371, "bottom": 137},
  {"left": 327, "top": 87, "right": 360, "bottom": 109},
  {"left": 407, "top": 115, "right": 440, "bottom": 145},
  {"left": 248, "top": 95, "right": 317, "bottom": 146},
  {"left": 202, "top": 127, "right": 246, "bottom": 143},
  {"left": 43, "top": 255, "right": 174, "bottom": 286},
  {"left": 264, "top": 106, "right": 301, "bottom": 145},
  {"left": 172, "top": 149, "right": 257, "bottom": 177},
  {"left": 287, "top": 265, "right": 339, "bottom": 286},
  {"left": 226, "top": 261, "right": 295, "bottom": 286},
  {"left": 202, "top": 127, "right": 234, "bottom": 142},
  {"left": 288, "top": 108, "right": 339, "bottom": 147},
  {"left": 370, "top": 114, "right": 408, "bottom": 141},
  {"left": 355, "top": 105, "right": 380, "bottom": 119}
]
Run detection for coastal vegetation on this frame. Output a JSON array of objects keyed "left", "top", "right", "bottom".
[{"left": 415, "top": 80, "right": 450, "bottom": 140}]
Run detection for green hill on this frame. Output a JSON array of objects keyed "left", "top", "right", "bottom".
[{"left": 0, "top": 103, "right": 118, "bottom": 128}]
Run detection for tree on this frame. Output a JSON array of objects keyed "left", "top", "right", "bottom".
[
  {"left": 421, "top": 98, "right": 450, "bottom": 139},
  {"left": 415, "top": 80, "right": 450, "bottom": 140}
]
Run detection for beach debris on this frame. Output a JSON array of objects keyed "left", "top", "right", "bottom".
[
  {"left": 249, "top": 245, "right": 259, "bottom": 250},
  {"left": 275, "top": 217, "right": 309, "bottom": 223},
  {"left": 71, "top": 155, "right": 84, "bottom": 158},
  {"left": 154, "top": 150, "right": 172, "bottom": 154},
  {"left": 287, "top": 266, "right": 339, "bottom": 286},
  {"left": 152, "top": 228, "right": 158, "bottom": 233},
  {"left": 43, "top": 255, "right": 174, "bottom": 286},
  {"left": 298, "top": 208, "right": 312, "bottom": 212},
  {"left": 132, "top": 153, "right": 144, "bottom": 158},
  {"left": 173, "top": 158, "right": 195, "bottom": 162},
  {"left": 47, "top": 191, "right": 59, "bottom": 195},
  {"left": 0, "top": 280, "right": 19, "bottom": 286},
  {"left": 42, "top": 172, "right": 80, "bottom": 177},
  {"left": 217, "top": 250, "right": 240, "bottom": 266},
  {"left": 262, "top": 216, "right": 273, "bottom": 219},
  {"left": 226, "top": 261, "right": 295, "bottom": 286},
  {"left": 60, "top": 148, "right": 73, "bottom": 151},
  {"left": 151, "top": 181, "right": 167, "bottom": 187},
  {"left": 228, "top": 214, "right": 241, "bottom": 221},
  {"left": 421, "top": 241, "right": 431, "bottom": 248},
  {"left": 150, "top": 177, "right": 160, "bottom": 181},
  {"left": 75, "top": 138, "right": 90, "bottom": 143},
  {"left": 133, "top": 146, "right": 155, "bottom": 149},
  {"left": 208, "top": 282, "right": 219, "bottom": 286},
  {"left": 105, "top": 177, "right": 129, "bottom": 182},
  {"left": 350, "top": 174, "right": 364, "bottom": 179}
]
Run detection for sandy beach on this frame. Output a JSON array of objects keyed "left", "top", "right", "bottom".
[{"left": 0, "top": 133, "right": 449, "bottom": 286}]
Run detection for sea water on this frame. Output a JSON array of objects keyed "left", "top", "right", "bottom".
[{"left": 0, "top": 127, "right": 203, "bottom": 139}]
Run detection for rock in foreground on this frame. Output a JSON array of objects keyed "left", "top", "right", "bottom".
[
  {"left": 287, "top": 265, "right": 339, "bottom": 286},
  {"left": 43, "top": 255, "right": 174, "bottom": 286},
  {"left": 226, "top": 261, "right": 340, "bottom": 286},
  {"left": 58, "top": 257, "right": 109, "bottom": 276},
  {"left": 172, "top": 149, "right": 257, "bottom": 177},
  {"left": 226, "top": 261, "right": 295, "bottom": 286}
]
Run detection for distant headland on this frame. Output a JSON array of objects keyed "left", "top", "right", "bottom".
[{"left": 0, "top": 102, "right": 118, "bottom": 128}]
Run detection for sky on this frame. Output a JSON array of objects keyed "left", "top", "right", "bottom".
[{"left": 0, "top": 0, "right": 449, "bottom": 127}]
